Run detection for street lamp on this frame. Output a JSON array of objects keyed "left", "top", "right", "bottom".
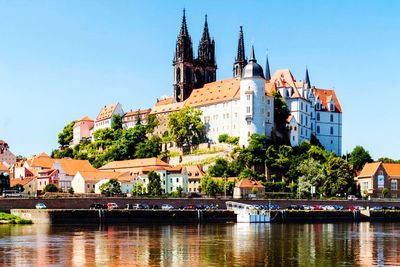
[{"left": 224, "top": 173, "right": 227, "bottom": 199}]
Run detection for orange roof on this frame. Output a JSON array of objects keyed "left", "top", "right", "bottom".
[
  {"left": 100, "top": 157, "right": 169, "bottom": 171},
  {"left": 10, "top": 176, "right": 35, "bottom": 187},
  {"left": 236, "top": 178, "right": 264, "bottom": 188},
  {"left": 0, "top": 162, "right": 8, "bottom": 172},
  {"left": 383, "top": 163, "right": 400, "bottom": 177},
  {"left": 314, "top": 88, "right": 342, "bottom": 113},
  {"left": 77, "top": 170, "right": 128, "bottom": 183},
  {"left": 185, "top": 165, "right": 204, "bottom": 179},
  {"left": 142, "top": 166, "right": 182, "bottom": 172},
  {"left": 96, "top": 103, "right": 119, "bottom": 121},
  {"left": 56, "top": 158, "right": 97, "bottom": 176},
  {"left": 184, "top": 78, "right": 240, "bottom": 107},
  {"left": 270, "top": 69, "right": 297, "bottom": 89},
  {"left": 74, "top": 116, "right": 94, "bottom": 127},
  {"left": 28, "top": 154, "right": 55, "bottom": 169},
  {"left": 358, "top": 162, "right": 382, "bottom": 177},
  {"left": 150, "top": 101, "right": 185, "bottom": 115},
  {"left": 155, "top": 97, "right": 173, "bottom": 106},
  {"left": 124, "top": 108, "right": 151, "bottom": 118}
]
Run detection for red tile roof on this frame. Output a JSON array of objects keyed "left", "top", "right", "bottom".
[
  {"left": 358, "top": 162, "right": 381, "bottom": 177},
  {"left": 96, "top": 103, "right": 119, "bottom": 121},
  {"left": 100, "top": 157, "right": 169, "bottom": 171},
  {"left": 314, "top": 88, "right": 342, "bottom": 113},
  {"left": 236, "top": 178, "right": 264, "bottom": 188},
  {"left": 383, "top": 163, "right": 400, "bottom": 178}
]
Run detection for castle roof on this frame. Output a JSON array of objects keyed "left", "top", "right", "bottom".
[
  {"left": 184, "top": 78, "right": 240, "bottom": 107},
  {"left": 313, "top": 88, "right": 342, "bottom": 113}
]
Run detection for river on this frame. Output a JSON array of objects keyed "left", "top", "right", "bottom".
[{"left": 0, "top": 222, "right": 398, "bottom": 266}]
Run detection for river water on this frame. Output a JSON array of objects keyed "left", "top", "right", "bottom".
[{"left": 0, "top": 222, "right": 398, "bottom": 266}]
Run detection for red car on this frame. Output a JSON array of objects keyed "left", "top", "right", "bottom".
[
  {"left": 313, "top": 205, "right": 323, "bottom": 210},
  {"left": 107, "top": 203, "right": 119, "bottom": 209}
]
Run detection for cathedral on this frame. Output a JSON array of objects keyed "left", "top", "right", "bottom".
[{"left": 152, "top": 10, "right": 343, "bottom": 155}]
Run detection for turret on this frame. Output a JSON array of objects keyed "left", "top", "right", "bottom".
[{"left": 233, "top": 26, "right": 247, "bottom": 78}]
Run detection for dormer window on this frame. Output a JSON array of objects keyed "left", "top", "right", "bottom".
[{"left": 330, "top": 98, "right": 335, "bottom": 111}]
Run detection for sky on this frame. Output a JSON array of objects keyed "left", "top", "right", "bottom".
[{"left": 0, "top": 0, "right": 399, "bottom": 160}]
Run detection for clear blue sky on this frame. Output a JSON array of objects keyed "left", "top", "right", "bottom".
[{"left": 0, "top": 0, "right": 399, "bottom": 160}]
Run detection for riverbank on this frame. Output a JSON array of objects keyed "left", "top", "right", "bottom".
[
  {"left": 0, "top": 212, "right": 32, "bottom": 224},
  {"left": 10, "top": 209, "right": 400, "bottom": 224}
]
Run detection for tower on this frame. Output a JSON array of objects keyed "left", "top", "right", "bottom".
[
  {"left": 304, "top": 67, "right": 311, "bottom": 88},
  {"left": 233, "top": 26, "right": 247, "bottom": 78},
  {"left": 173, "top": 9, "right": 195, "bottom": 102},
  {"left": 265, "top": 54, "right": 271, "bottom": 80},
  {"left": 195, "top": 15, "right": 217, "bottom": 88},
  {"left": 239, "top": 46, "right": 267, "bottom": 147}
]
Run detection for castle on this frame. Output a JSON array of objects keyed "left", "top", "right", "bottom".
[{"left": 73, "top": 10, "right": 342, "bottom": 155}]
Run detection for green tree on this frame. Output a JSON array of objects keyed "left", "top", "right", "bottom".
[
  {"left": 271, "top": 91, "right": 290, "bottom": 144},
  {"left": 99, "top": 179, "right": 122, "bottom": 196},
  {"left": 132, "top": 183, "right": 145, "bottom": 196},
  {"left": 12, "top": 184, "right": 24, "bottom": 193},
  {"left": 348, "top": 146, "right": 373, "bottom": 171},
  {"left": 377, "top": 157, "right": 400, "bottom": 164},
  {"left": 296, "top": 158, "right": 326, "bottom": 197},
  {"left": 146, "top": 114, "right": 159, "bottom": 134},
  {"left": 147, "top": 171, "right": 162, "bottom": 196},
  {"left": 111, "top": 114, "right": 123, "bottom": 130},
  {"left": 68, "top": 187, "right": 74, "bottom": 194},
  {"left": 218, "top": 134, "right": 229, "bottom": 143},
  {"left": 43, "top": 184, "right": 58, "bottom": 193},
  {"left": 323, "top": 157, "right": 355, "bottom": 197},
  {"left": 208, "top": 158, "right": 229, "bottom": 177},
  {"left": 168, "top": 107, "right": 205, "bottom": 153},
  {"left": 58, "top": 121, "right": 75, "bottom": 148},
  {"left": 199, "top": 174, "right": 223, "bottom": 197},
  {"left": 382, "top": 187, "right": 389, "bottom": 198},
  {"left": 135, "top": 135, "right": 162, "bottom": 158}
]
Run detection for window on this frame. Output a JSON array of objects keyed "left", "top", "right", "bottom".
[
  {"left": 301, "top": 114, "right": 303, "bottom": 125},
  {"left": 267, "top": 112, "right": 270, "bottom": 117},
  {"left": 246, "top": 95, "right": 250, "bottom": 101},
  {"left": 246, "top": 106, "right": 250, "bottom": 113},
  {"left": 391, "top": 180, "right": 398, "bottom": 191},
  {"left": 317, "top": 126, "right": 320, "bottom": 134},
  {"left": 87, "top": 184, "right": 90, "bottom": 189},
  {"left": 306, "top": 116, "right": 308, "bottom": 126},
  {"left": 301, "top": 128, "right": 303, "bottom": 135},
  {"left": 176, "top": 178, "right": 179, "bottom": 183},
  {"left": 267, "top": 99, "right": 270, "bottom": 105},
  {"left": 330, "top": 103, "right": 334, "bottom": 111},
  {"left": 362, "top": 181, "right": 368, "bottom": 190},
  {"left": 306, "top": 105, "right": 308, "bottom": 112},
  {"left": 330, "top": 127, "right": 334, "bottom": 135},
  {"left": 317, "top": 113, "right": 320, "bottom": 121}
]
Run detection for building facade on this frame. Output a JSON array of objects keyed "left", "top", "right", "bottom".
[
  {"left": 93, "top": 103, "right": 124, "bottom": 133},
  {"left": 71, "top": 116, "right": 94, "bottom": 146},
  {"left": 0, "top": 140, "right": 16, "bottom": 166}
]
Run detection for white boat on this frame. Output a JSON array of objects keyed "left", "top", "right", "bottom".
[{"left": 226, "top": 201, "right": 271, "bottom": 223}]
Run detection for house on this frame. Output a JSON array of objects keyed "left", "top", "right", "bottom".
[
  {"left": 10, "top": 176, "right": 37, "bottom": 196},
  {"left": 24, "top": 153, "right": 55, "bottom": 172},
  {"left": 71, "top": 170, "right": 128, "bottom": 194},
  {"left": 36, "top": 169, "right": 59, "bottom": 193},
  {"left": 71, "top": 116, "right": 94, "bottom": 146},
  {"left": 0, "top": 162, "right": 10, "bottom": 193},
  {"left": 122, "top": 108, "right": 151, "bottom": 130},
  {"left": 357, "top": 162, "right": 400, "bottom": 198},
  {"left": 52, "top": 158, "right": 97, "bottom": 192},
  {"left": 93, "top": 103, "right": 124, "bottom": 133},
  {"left": 233, "top": 178, "right": 265, "bottom": 199},
  {"left": 94, "top": 174, "right": 134, "bottom": 195},
  {"left": 139, "top": 166, "right": 188, "bottom": 194},
  {"left": 186, "top": 165, "right": 204, "bottom": 193}
]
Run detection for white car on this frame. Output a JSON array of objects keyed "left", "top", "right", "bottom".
[{"left": 161, "top": 204, "right": 174, "bottom": 210}]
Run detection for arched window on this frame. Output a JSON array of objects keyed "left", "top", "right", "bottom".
[
  {"left": 317, "top": 113, "right": 320, "bottom": 121},
  {"left": 176, "top": 68, "right": 181, "bottom": 83}
]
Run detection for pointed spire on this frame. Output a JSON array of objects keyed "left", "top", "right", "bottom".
[
  {"left": 236, "top": 26, "right": 245, "bottom": 62},
  {"left": 265, "top": 53, "right": 271, "bottom": 80},
  {"left": 179, "top": 8, "right": 189, "bottom": 37},
  {"left": 305, "top": 67, "right": 311, "bottom": 88},
  {"left": 201, "top": 14, "right": 210, "bottom": 41},
  {"left": 249, "top": 45, "right": 256, "bottom": 62}
]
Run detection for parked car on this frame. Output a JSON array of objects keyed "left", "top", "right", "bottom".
[
  {"left": 347, "top": 195, "right": 358, "bottom": 200},
  {"left": 107, "top": 203, "right": 119, "bottom": 210},
  {"left": 313, "top": 205, "right": 323, "bottom": 210},
  {"left": 141, "top": 204, "right": 151, "bottom": 209},
  {"left": 348, "top": 205, "right": 365, "bottom": 211},
  {"left": 370, "top": 206, "right": 383, "bottom": 211},
  {"left": 288, "top": 205, "right": 303, "bottom": 210},
  {"left": 35, "top": 203, "right": 46, "bottom": 209},
  {"left": 302, "top": 205, "right": 314, "bottom": 210},
  {"left": 90, "top": 203, "right": 106, "bottom": 209},
  {"left": 333, "top": 205, "right": 344, "bottom": 210},
  {"left": 161, "top": 204, "right": 174, "bottom": 210},
  {"left": 2, "top": 190, "right": 22, "bottom": 198}
]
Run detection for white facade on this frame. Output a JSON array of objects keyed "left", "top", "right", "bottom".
[
  {"left": 139, "top": 169, "right": 188, "bottom": 194},
  {"left": 200, "top": 100, "right": 240, "bottom": 143},
  {"left": 93, "top": 103, "right": 124, "bottom": 132}
]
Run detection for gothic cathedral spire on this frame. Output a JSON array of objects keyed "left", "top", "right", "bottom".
[
  {"left": 233, "top": 26, "right": 247, "bottom": 78},
  {"left": 305, "top": 67, "right": 311, "bottom": 88},
  {"left": 195, "top": 14, "right": 217, "bottom": 88},
  {"left": 173, "top": 9, "right": 194, "bottom": 102}
]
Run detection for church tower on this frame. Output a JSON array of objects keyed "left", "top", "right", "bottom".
[
  {"left": 195, "top": 15, "right": 217, "bottom": 88},
  {"left": 233, "top": 26, "right": 247, "bottom": 78},
  {"left": 173, "top": 9, "right": 195, "bottom": 102}
]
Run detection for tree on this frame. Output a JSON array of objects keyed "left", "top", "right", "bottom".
[
  {"left": 296, "top": 158, "right": 326, "bottom": 197},
  {"left": 99, "top": 179, "right": 122, "bottom": 197},
  {"left": 12, "top": 184, "right": 24, "bottom": 193},
  {"left": 111, "top": 114, "right": 123, "bottom": 130},
  {"left": 146, "top": 114, "right": 159, "bottom": 134},
  {"left": 199, "top": 174, "right": 223, "bottom": 197},
  {"left": 208, "top": 158, "right": 229, "bottom": 177},
  {"left": 271, "top": 91, "right": 290, "bottom": 144},
  {"left": 68, "top": 187, "right": 74, "bottom": 195},
  {"left": 323, "top": 157, "right": 355, "bottom": 197},
  {"left": 58, "top": 121, "right": 75, "bottom": 148},
  {"left": 135, "top": 135, "right": 162, "bottom": 158},
  {"left": 377, "top": 157, "right": 400, "bottom": 164},
  {"left": 349, "top": 146, "right": 373, "bottom": 171},
  {"left": 132, "top": 183, "right": 145, "bottom": 196},
  {"left": 168, "top": 107, "right": 205, "bottom": 152},
  {"left": 147, "top": 171, "right": 162, "bottom": 196},
  {"left": 382, "top": 187, "right": 389, "bottom": 198},
  {"left": 43, "top": 184, "right": 58, "bottom": 193}
]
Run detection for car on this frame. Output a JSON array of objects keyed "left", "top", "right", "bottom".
[
  {"left": 107, "top": 203, "right": 119, "bottom": 210},
  {"left": 125, "top": 204, "right": 135, "bottom": 209},
  {"left": 313, "top": 205, "right": 323, "bottom": 210},
  {"left": 287, "top": 205, "right": 303, "bottom": 210},
  {"left": 35, "top": 203, "right": 46, "bottom": 209},
  {"left": 333, "top": 205, "right": 344, "bottom": 210},
  {"left": 90, "top": 203, "right": 106, "bottom": 209},
  {"left": 302, "top": 205, "right": 314, "bottom": 210},
  {"left": 370, "top": 206, "right": 383, "bottom": 211},
  {"left": 161, "top": 204, "right": 174, "bottom": 210},
  {"left": 347, "top": 195, "right": 358, "bottom": 200}
]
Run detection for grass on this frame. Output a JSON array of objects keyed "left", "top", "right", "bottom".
[{"left": 0, "top": 212, "right": 32, "bottom": 224}]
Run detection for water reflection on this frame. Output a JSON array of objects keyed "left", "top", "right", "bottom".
[{"left": 0, "top": 222, "right": 399, "bottom": 266}]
